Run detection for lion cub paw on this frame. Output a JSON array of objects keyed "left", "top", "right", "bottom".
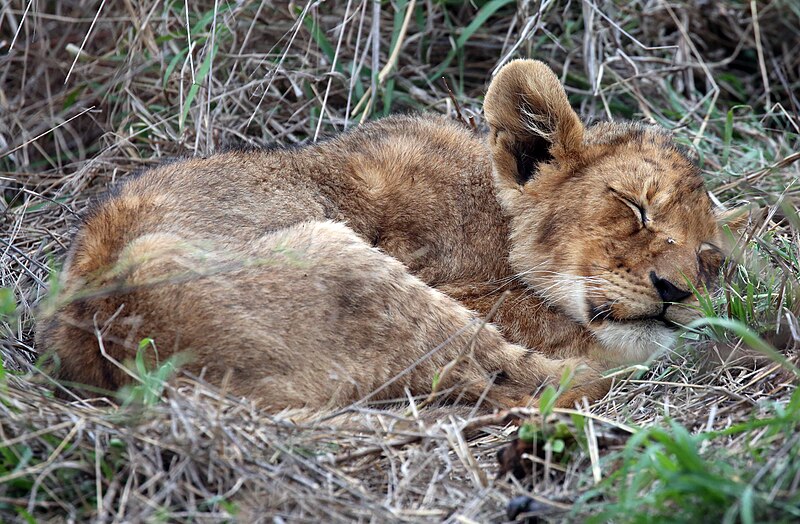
[{"left": 552, "top": 359, "right": 610, "bottom": 408}]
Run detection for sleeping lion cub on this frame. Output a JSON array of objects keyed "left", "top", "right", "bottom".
[{"left": 38, "top": 60, "right": 733, "bottom": 411}]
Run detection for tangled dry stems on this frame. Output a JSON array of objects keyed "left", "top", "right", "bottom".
[{"left": 1, "top": 0, "right": 799, "bottom": 521}]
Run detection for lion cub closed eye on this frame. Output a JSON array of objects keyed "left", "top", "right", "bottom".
[{"left": 37, "top": 60, "right": 738, "bottom": 412}]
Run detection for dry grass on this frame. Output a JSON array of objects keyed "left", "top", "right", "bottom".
[{"left": 1, "top": 0, "right": 799, "bottom": 522}]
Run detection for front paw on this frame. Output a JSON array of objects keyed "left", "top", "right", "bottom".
[{"left": 553, "top": 360, "right": 609, "bottom": 408}]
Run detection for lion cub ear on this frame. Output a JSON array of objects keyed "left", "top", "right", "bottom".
[
  {"left": 716, "top": 205, "right": 752, "bottom": 234},
  {"left": 715, "top": 204, "right": 757, "bottom": 257},
  {"left": 484, "top": 60, "right": 584, "bottom": 196}
]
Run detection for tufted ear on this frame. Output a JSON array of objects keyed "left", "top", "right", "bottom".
[
  {"left": 714, "top": 204, "right": 759, "bottom": 260},
  {"left": 484, "top": 60, "right": 584, "bottom": 199},
  {"left": 716, "top": 204, "right": 755, "bottom": 246},
  {"left": 716, "top": 205, "right": 752, "bottom": 234}
]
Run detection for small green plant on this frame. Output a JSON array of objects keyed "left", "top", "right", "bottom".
[
  {"left": 518, "top": 414, "right": 577, "bottom": 458},
  {"left": 576, "top": 387, "right": 800, "bottom": 523},
  {"left": 516, "top": 367, "right": 585, "bottom": 463},
  {"left": 0, "top": 287, "right": 16, "bottom": 318},
  {"left": 117, "top": 338, "right": 188, "bottom": 408}
]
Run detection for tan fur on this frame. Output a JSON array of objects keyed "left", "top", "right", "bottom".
[{"left": 37, "top": 60, "right": 734, "bottom": 412}]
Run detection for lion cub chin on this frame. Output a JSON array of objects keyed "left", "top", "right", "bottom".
[{"left": 38, "top": 60, "right": 737, "bottom": 413}]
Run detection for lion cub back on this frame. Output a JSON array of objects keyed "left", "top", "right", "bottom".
[{"left": 37, "top": 114, "right": 523, "bottom": 403}]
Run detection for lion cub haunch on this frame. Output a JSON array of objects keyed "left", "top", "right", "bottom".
[{"left": 38, "top": 60, "right": 733, "bottom": 411}]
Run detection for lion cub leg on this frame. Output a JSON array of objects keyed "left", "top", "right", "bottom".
[
  {"left": 43, "top": 220, "right": 606, "bottom": 410},
  {"left": 232, "top": 221, "right": 606, "bottom": 410}
]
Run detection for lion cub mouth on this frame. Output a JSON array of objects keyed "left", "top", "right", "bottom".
[
  {"left": 582, "top": 297, "right": 706, "bottom": 363},
  {"left": 588, "top": 306, "right": 682, "bottom": 328},
  {"left": 589, "top": 315, "right": 682, "bottom": 364},
  {"left": 586, "top": 300, "right": 701, "bottom": 330}
]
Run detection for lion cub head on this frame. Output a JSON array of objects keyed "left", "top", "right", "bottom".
[{"left": 484, "top": 60, "right": 742, "bottom": 364}]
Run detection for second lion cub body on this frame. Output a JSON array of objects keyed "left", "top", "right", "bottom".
[{"left": 39, "top": 60, "right": 731, "bottom": 411}]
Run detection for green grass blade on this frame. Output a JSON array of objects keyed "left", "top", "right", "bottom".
[
  {"left": 428, "top": 0, "right": 515, "bottom": 81},
  {"left": 180, "top": 40, "right": 219, "bottom": 131},
  {"left": 688, "top": 316, "right": 800, "bottom": 377}
]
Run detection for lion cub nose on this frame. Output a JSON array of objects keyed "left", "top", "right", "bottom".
[{"left": 650, "top": 272, "right": 693, "bottom": 303}]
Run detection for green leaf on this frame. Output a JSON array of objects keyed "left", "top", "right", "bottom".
[
  {"left": 135, "top": 346, "right": 147, "bottom": 377},
  {"left": 179, "top": 39, "right": 219, "bottom": 130},
  {"left": 722, "top": 108, "right": 734, "bottom": 165},
  {"left": 62, "top": 86, "right": 85, "bottom": 110},
  {"left": 0, "top": 357, "right": 6, "bottom": 396},
  {"left": 722, "top": 105, "right": 750, "bottom": 166},
  {"left": 428, "top": 0, "right": 515, "bottom": 81},
  {"left": 0, "top": 287, "right": 16, "bottom": 317},
  {"left": 559, "top": 365, "right": 575, "bottom": 389},
  {"left": 301, "top": 10, "right": 336, "bottom": 63},
  {"left": 382, "top": 78, "right": 395, "bottom": 116},
  {"left": 518, "top": 422, "right": 538, "bottom": 443},
  {"left": 300, "top": 7, "right": 365, "bottom": 102},
  {"left": 15, "top": 508, "right": 36, "bottom": 524},
  {"left": 189, "top": 3, "right": 235, "bottom": 36},
  {"left": 739, "top": 485, "right": 755, "bottom": 524},
  {"left": 163, "top": 47, "right": 190, "bottom": 89},
  {"left": 688, "top": 317, "right": 800, "bottom": 378},
  {"left": 220, "top": 499, "right": 240, "bottom": 516},
  {"left": 538, "top": 384, "right": 557, "bottom": 417}
]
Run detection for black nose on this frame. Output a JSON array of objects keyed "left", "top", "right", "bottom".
[{"left": 650, "top": 272, "right": 693, "bottom": 303}]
